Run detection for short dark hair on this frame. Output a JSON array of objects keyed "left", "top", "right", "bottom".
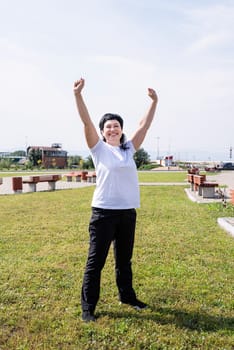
[
  {"left": 99, "top": 113, "right": 123, "bottom": 131},
  {"left": 98, "top": 113, "right": 129, "bottom": 150}
]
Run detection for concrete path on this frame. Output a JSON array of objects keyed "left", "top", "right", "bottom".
[
  {"left": 206, "top": 171, "right": 234, "bottom": 194},
  {"left": 0, "top": 176, "right": 94, "bottom": 195}
]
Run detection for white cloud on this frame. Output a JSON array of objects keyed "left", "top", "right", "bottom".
[
  {"left": 90, "top": 55, "right": 155, "bottom": 71},
  {"left": 184, "top": 3, "right": 234, "bottom": 54},
  {"left": 185, "top": 3, "right": 234, "bottom": 29},
  {"left": 188, "top": 32, "right": 230, "bottom": 53}
]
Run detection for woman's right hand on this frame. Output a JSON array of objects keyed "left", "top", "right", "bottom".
[{"left": 74, "top": 78, "right": 85, "bottom": 95}]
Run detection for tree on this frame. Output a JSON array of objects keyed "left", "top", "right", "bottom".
[
  {"left": 83, "top": 155, "right": 94, "bottom": 169},
  {"left": 11, "top": 150, "right": 26, "bottom": 156},
  {"left": 134, "top": 148, "right": 151, "bottom": 169},
  {"left": 67, "top": 155, "right": 83, "bottom": 168},
  {"left": 28, "top": 148, "right": 42, "bottom": 166}
]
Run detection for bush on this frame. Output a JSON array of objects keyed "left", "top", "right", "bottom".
[{"left": 139, "top": 163, "right": 161, "bottom": 170}]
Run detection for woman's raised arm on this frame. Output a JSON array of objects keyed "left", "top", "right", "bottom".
[
  {"left": 131, "top": 88, "right": 158, "bottom": 150},
  {"left": 74, "top": 78, "right": 99, "bottom": 148}
]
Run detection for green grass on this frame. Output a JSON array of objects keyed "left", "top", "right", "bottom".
[
  {"left": 0, "top": 185, "right": 234, "bottom": 349},
  {"left": 0, "top": 170, "right": 188, "bottom": 182},
  {"left": 138, "top": 171, "right": 187, "bottom": 183}
]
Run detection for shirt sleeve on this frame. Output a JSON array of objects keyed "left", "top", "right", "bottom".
[
  {"left": 90, "top": 139, "right": 102, "bottom": 154},
  {"left": 89, "top": 139, "right": 103, "bottom": 168},
  {"left": 126, "top": 140, "right": 136, "bottom": 154}
]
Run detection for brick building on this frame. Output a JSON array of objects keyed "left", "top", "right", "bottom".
[{"left": 27, "top": 143, "right": 67, "bottom": 169}]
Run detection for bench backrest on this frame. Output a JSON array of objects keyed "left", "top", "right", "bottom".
[
  {"left": 193, "top": 174, "right": 206, "bottom": 185},
  {"left": 188, "top": 168, "right": 199, "bottom": 175},
  {"left": 25, "top": 175, "right": 61, "bottom": 183},
  {"left": 39, "top": 175, "right": 54, "bottom": 181},
  {"left": 38, "top": 174, "right": 61, "bottom": 181},
  {"left": 28, "top": 176, "right": 40, "bottom": 183},
  {"left": 187, "top": 174, "right": 194, "bottom": 183}
]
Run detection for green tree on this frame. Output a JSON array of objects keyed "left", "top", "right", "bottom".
[
  {"left": 67, "top": 155, "right": 82, "bottom": 168},
  {"left": 83, "top": 155, "right": 94, "bottom": 169},
  {"left": 134, "top": 148, "right": 151, "bottom": 169},
  {"left": 28, "top": 148, "right": 42, "bottom": 166},
  {"left": 11, "top": 150, "right": 26, "bottom": 156}
]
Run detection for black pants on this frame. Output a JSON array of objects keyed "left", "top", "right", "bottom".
[{"left": 81, "top": 207, "right": 137, "bottom": 312}]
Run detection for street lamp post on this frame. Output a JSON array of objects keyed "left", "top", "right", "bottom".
[{"left": 156, "top": 137, "right": 160, "bottom": 160}]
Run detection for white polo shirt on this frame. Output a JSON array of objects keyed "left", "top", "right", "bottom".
[{"left": 90, "top": 139, "right": 140, "bottom": 209}]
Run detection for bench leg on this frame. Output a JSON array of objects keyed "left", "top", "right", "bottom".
[
  {"left": 48, "top": 181, "right": 56, "bottom": 191},
  {"left": 198, "top": 186, "right": 203, "bottom": 196},
  {"left": 12, "top": 177, "right": 23, "bottom": 193},
  {"left": 28, "top": 183, "right": 37, "bottom": 192},
  {"left": 202, "top": 187, "right": 216, "bottom": 198}
]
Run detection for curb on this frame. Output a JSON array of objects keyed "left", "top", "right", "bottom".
[{"left": 217, "top": 217, "right": 234, "bottom": 238}]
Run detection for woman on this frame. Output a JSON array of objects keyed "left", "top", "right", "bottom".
[{"left": 74, "top": 78, "right": 158, "bottom": 322}]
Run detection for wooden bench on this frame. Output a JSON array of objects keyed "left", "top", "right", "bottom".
[
  {"left": 187, "top": 168, "right": 200, "bottom": 191},
  {"left": 64, "top": 171, "right": 95, "bottom": 183},
  {"left": 86, "top": 172, "right": 97, "bottom": 183},
  {"left": 12, "top": 177, "right": 23, "bottom": 193},
  {"left": 193, "top": 174, "right": 206, "bottom": 193},
  {"left": 188, "top": 167, "right": 199, "bottom": 175},
  {"left": 64, "top": 171, "right": 82, "bottom": 182},
  {"left": 22, "top": 174, "right": 61, "bottom": 192},
  {"left": 193, "top": 174, "right": 219, "bottom": 198},
  {"left": 230, "top": 190, "right": 234, "bottom": 205},
  {"left": 187, "top": 173, "right": 195, "bottom": 191}
]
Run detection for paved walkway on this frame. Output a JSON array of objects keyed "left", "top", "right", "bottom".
[
  {"left": 0, "top": 176, "right": 95, "bottom": 195},
  {"left": 206, "top": 171, "right": 234, "bottom": 194}
]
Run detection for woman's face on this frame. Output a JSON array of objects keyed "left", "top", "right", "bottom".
[{"left": 101, "top": 119, "right": 123, "bottom": 146}]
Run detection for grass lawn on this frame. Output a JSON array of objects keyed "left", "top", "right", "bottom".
[
  {"left": 0, "top": 183, "right": 234, "bottom": 349},
  {"left": 138, "top": 171, "right": 188, "bottom": 183}
]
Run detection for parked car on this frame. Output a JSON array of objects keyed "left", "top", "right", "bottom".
[
  {"left": 221, "top": 162, "right": 234, "bottom": 170},
  {"left": 204, "top": 166, "right": 221, "bottom": 172}
]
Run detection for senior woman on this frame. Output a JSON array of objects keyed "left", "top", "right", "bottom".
[{"left": 74, "top": 78, "right": 158, "bottom": 322}]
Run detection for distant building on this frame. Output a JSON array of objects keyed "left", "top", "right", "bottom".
[
  {"left": 164, "top": 155, "right": 174, "bottom": 167},
  {"left": 0, "top": 152, "right": 26, "bottom": 164},
  {"left": 27, "top": 143, "right": 67, "bottom": 169}
]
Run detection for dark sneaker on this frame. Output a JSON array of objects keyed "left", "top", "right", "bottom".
[
  {"left": 82, "top": 310, "right": 96, "bottom": 322},
  {"left": 121, "top": 299, "right": 148, "bottom": 310}
]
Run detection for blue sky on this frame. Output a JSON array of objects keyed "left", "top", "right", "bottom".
[{"left": 0, "top": 0, "right": 233, "bottom": 160}]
